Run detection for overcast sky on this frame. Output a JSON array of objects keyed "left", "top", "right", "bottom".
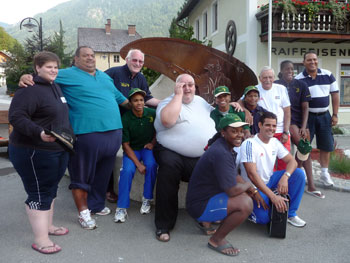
[{"left": 3, "top": 0, "right": 70, "bottom": 24}]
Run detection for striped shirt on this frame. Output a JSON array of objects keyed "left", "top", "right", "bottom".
[{"left": 295, "top": 68, "right": 339, "bottom": 113}]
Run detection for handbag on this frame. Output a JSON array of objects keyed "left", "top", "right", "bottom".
[{"left": 267, "top": 189, "right": 290, "bottom": 238}]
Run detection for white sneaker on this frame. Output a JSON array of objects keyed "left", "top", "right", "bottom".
[
  {"left": 288, "top": 216, "right": 306, "bottom": 228},
  {"left": 114, "top": 208, "right": 127, "bottom": 223},
  {"left": 140, "top": 197, "right": 152, "bottom": 214},
  {"left": 78, "top": 209, "right": 97, "bottom": 230},
  {"left": 320, "top": 172, "right": 334, "bottom": 186},
  {"left": 94, "top": 207, "right": 111, "bottom": 216}
]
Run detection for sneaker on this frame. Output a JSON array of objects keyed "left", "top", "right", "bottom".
[
  {"left": 94, "top": 207, "right": 111, "bottom": 216},
  {"left": 78, "top": 209, "right": 97, "bottom": 230},
  {"left": 114, "top": 208, "right": 127, "bottom": 223},
  {"left": 320, "top": 172, "right": 334, "bottom": 187},
  {"left": 140, "top": 197, "right": 152, "bottom": 214},
  {"left": 287, "top": 216, "right": 306, "bottom": 228}
]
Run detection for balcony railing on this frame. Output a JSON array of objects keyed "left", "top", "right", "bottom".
[{"left": 256, "top": 7, "right": 350, "bottom": 43}]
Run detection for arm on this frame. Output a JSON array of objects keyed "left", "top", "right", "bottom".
[
  {"left": 229, "top": 102, "right": 242, "bottom": 112},
  {"left": 122, "top": 142, "right": 146, "bottom": 174},
  {"left": 281, "top": 106, "right": 291, "bottom": 144},
  {"left": 145, "top": 98, "right": 161, "bottom": 107},
  {"left": 277, "top": 153, "right": 297, "bottom": 195},
  {"left": 160, "top": 82, "right": 183, "bottom": 128},
  {"left": 236, "top": 174, "right": 268, "bottom": 209},
  {"left": 237, "top": 99, "right": 253, "bottom": 125},
  {"left": 331, "top": 92, "right": 340, "bottom": 127},
  {"left": 144, "top": 136, "right": 156, "bottom": 150},
  {"left": 300, "top": 101, "right": 309, "bottom": 138},
  {"left": 244, "top": 162, "right": 288, "bottom": 212},
  {"left": 224, "top": 176, "right": 251, "bottom": 198},
  {"left": 120, "top": 99, "right": 131, "bottom": 109}
]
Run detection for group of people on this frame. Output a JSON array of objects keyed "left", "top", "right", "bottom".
[{"left": 8, "top": 47, "right": 339, "bottom": 256}]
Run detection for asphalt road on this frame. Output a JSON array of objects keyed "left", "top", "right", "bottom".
[{"left": 0, "top": 161, "right": 349, "bottom": 263}]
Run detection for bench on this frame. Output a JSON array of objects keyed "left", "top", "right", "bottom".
[{"left": 0, "top": 110, "right": 11, "bottom": 147}]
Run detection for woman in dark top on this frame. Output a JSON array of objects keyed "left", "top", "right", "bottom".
[
  {"left": 9, "top": 51, "right": 74, "bottom": 254},
  {"left": 275, "top": 61, "right": 324, "bottom": 199},
  {"left": 186, "top": 114, "right": 256, "bottom": 257}
]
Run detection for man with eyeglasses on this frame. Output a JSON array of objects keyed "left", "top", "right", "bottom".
[
  {"left": 105, "top": 49, "right": 160, "bottom": 115},
  {"left": 153, "top": 73, "right": 217, "bottom": 242}
]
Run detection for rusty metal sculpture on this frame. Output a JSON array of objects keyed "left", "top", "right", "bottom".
[{"left": 120, "top": 37, "right": 257, "bottom": 104}]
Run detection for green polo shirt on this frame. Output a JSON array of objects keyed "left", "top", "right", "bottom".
[
  {"left": 122, "top": 107, "right": 156, "bottom": 150},
  {"left": 210, "top": 105, "right": 249, "bottom": 131}
]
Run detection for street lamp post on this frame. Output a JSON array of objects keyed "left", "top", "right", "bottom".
[{"left": 20, "top": 17, "right": 43, "bottom": 51}]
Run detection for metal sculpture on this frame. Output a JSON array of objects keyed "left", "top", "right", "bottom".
[{"left": 120, "top": 37, "right": 257, "bottom": 104}]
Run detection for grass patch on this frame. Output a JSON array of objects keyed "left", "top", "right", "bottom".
[
  {"left": 329, "top": 151, "right": 350, "bottom": 174},
  {"left": 332, "top": 126, "right": 344, "bottom": 135}
]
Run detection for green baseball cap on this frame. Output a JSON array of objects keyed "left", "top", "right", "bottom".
[
  {"left": 244, "top": 86, "right": 260, "bottom": 96},
  {"left": 218, "top": 113, "right": 249, "bottom": 130},
  {"left": 128, "top": 88, "right": 146, "bottom": 99},
  {"left": 214, "top": 86, "right": 231, "bottom": 97},
  {"left": 296, "top": 138, "right": 312, "bottom": 161}
]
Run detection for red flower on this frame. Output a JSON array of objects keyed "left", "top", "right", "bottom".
[{"left": 342, "top": 6, "right": 345, "bottom": 9}]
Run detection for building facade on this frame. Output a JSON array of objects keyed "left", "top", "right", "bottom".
[
  {"left": 177, "top": 0, "right": 350, "bottom": 124},
  {"left": 78, "top": 19, "right": 142, "bottom": 71}
]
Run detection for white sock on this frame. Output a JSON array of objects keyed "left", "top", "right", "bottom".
[{"left": 321, "top": 168, "right": 328, "bottom": 174}]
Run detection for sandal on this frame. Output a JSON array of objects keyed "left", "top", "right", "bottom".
[
  {"left": 305, "top": 190, "right": 325, "bottom": 199},
  {"left": 32, "top": 243, "right": 61, "bottom": 254},
  {"left": 208, "top": 242, "right": 239, "bottom": 257},
  {"left": 49, "top": 227, "right": 69, "bottom": 236},
  {"left": 196, "top": 222, "right": 216, "bottom": 235},
  {"left": 156, "top": 229, "right": 170, "bottom": 242}
]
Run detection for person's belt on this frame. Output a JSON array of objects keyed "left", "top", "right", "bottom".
[{"left": 309, "top": 111, "right": 328, "bottom": 116}]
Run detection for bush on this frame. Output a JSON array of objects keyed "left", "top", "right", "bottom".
[{"left": 329, "top": 151, "right": 350, "bottom": 174}]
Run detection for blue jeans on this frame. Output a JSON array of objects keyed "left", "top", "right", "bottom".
[
  {"left": 250, "top": 168, "right": 305, "bottom": 224},
  {"left": 117, "top": 149, "right": 157, "bottom": 208}
]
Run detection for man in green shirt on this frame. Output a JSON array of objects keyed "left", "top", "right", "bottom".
[
  {"left": 114, "top": 88, "right": 157, "bottom": 223},
  {"left": 210, "top": 86, "right": 250, "bottom": 138}
]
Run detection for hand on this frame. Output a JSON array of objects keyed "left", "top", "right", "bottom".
[
  {"left": 19, "top": 74, "right": 34, "bottom": 88},
  {"left": 230, "top": 102, "right": 243, "bottom": 112},
  {"left": 174, "top": 82, "right": 184, "bottom": 96},
  {"left": 331, "top": 115, "right": 338, "bottom": 127},
  {"left": 244, "top": 110, "right": 253, "bottom": 125},
  {"left": 270, "top": 194, "right": 288, "bottom": 213},
  {"left": 40, "top": 131, "right": 56, "bottom": 142},
  {"left": 252, "top": 192, "right": 269, "bottom": 210},
  {"left": 280, "top": 133, "right": 289, "bottom": 144},
  {"left": 136, "top": 163, "right": 146, "bottom": 175},
  {"left": 144, "top": 143, "right": 154, "bottom": 150},
  {"left": 299, "top": 128, "right": 307, "bottom": 139},
  {"left": 277, "top": 175, "right": 289, "bottom": 195}
]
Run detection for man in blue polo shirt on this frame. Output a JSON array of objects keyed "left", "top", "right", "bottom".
[{"left": 295, "top": 51, "right": 340, "bottom": 187}]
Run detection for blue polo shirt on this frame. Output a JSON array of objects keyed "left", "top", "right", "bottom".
[
  {"left": 295, "top": 68, "right": 339, "bottom": 113},
  {"left": 186, "top": 137, "right": 237, "bottom": 219},
  {"left": 275, "top": 79, "right": 311, "bottom": 127},
  {"left": 244, "top": 104, "right": 268, "bottom": 135},
  {"left": 56, "top": 66, "right": 127, "bottom": 135}
]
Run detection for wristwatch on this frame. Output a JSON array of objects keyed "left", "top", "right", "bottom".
[
  {"left": 283, "top": 131, "right": 290, "bottom": 135},
  {"left": 284, "top": 172, "right": 291, "bottom": 178}
]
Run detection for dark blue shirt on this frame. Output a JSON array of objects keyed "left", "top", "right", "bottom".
[
  {"left": 244, "top": 104, "right": 268, "bottom": 135},
  {"left": 186, "top": 137, "right": 237, "bottom": 219},
  {"left": 105, "top": 64, "right": 153, "bottom": 114},
  {"left": 275, "top": 79, "right": 311, "bottom": 127}
]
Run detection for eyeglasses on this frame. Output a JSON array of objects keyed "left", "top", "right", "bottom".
[
  {"left": 131, "top": 58, "right": 144, "bottom": 64},
  {"left": 183, "top": 83, "right": 195, "bottom": 88}
]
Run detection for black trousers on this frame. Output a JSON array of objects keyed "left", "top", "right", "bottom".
[{"left": 153, "top": 143, "right": 199, "bottom": 231}]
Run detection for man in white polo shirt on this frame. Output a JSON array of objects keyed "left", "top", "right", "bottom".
[{"left": 295, "top": 51, "right": 339, "bottom": 187}]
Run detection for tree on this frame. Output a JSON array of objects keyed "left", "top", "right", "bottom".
[
  {"left": 0, "top": 26, "right": 18, "bottom": 51},
  {"left": 46, "top": 20, "right": 72, "bottom": 68}
]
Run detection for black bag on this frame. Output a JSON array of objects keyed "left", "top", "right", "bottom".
[{"left": 267, "top": 190, "right": 290, "bottom": 238}]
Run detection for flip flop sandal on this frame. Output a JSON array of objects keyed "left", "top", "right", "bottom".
[
  {"left": 196, "top": 222, "right": 216, "bottom": 235},
  {"left": 155, "top": 229, "right": 170, "bottom": 242},
  {"left": 49, "top": 227, "right": 69, "bottom": 236},
  {"left": 208, "top": 242, "right": 240, "bottom": 257},
  {"left": 32, "top": 243, "right": 61, "bottom": 254},
  {"left": 305, "top": 190, "right": 325, "bottom": 199}
]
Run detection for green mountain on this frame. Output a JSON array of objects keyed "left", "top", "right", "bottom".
[{"left": 5, "top": 0, "right": 185, "bottom": 52}]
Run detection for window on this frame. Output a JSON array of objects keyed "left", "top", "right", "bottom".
[
  {"left": 114, "top": 55, "right": 120, "bottom": 63},
  {"left": 293, "top": 63, "right": 305, "bottom": 76},
  {"left": 202, "top": 12, "right": 207, "bottom": 39},
  {"left": 212, "top": 1, "right": 218, "bottom": 32},
  {"left": 340, "top": 64, "right": 350, "bottom": 106},
  {"left": 195, "top": 19, "right": 200, "bottom": 39}
]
